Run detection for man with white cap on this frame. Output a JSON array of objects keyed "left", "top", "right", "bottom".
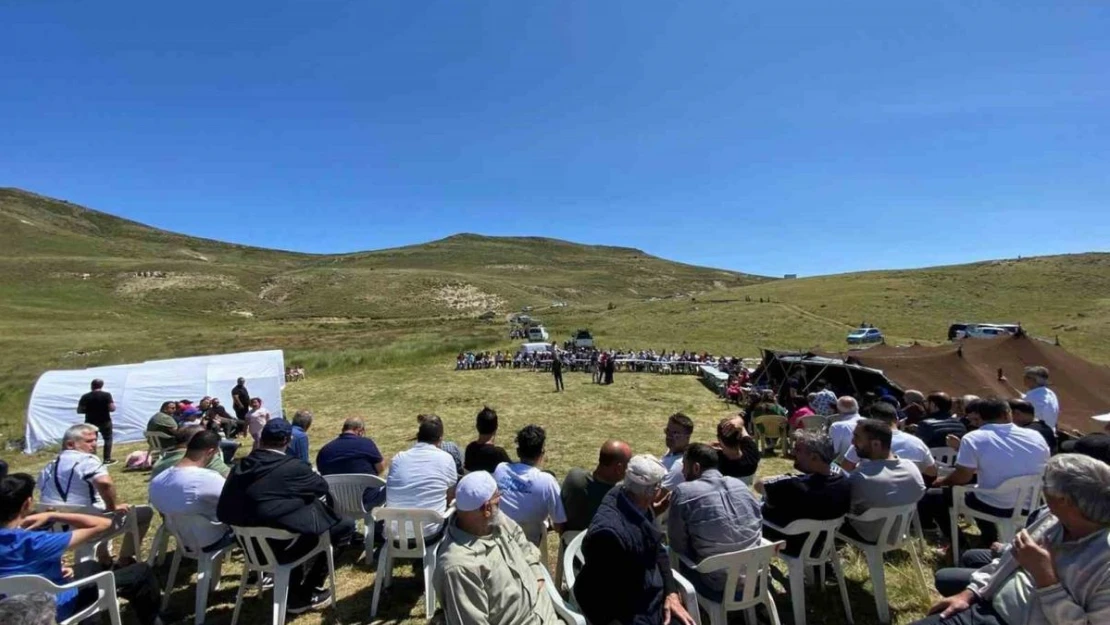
[
  {"left": 574, "top": 455, "right": 696, "bottom": 625},
  {"left": 434, "top": 471, "right": 559, "bottom": 625}
]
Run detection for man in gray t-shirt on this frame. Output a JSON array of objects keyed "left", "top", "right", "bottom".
[{"left": 846, "top": 419, "right": 925, "bottom": 544}]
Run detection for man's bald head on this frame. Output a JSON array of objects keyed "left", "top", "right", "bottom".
[{"left": 596, "top": 439, "right": 632, "bottom": 484}]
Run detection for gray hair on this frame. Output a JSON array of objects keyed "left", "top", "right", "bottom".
[
  {"left": 62, "top": 423, "right": 98, "bottom": 447},
  {"left": 1043, "top": 454, "right": 1110, "bottom": 525},
  {"left": 962, "top": 394, "right": 980, "bottom": 404},
  {"left": 0, "top": 593, "right": 56, "bottom": 625},
  {"left": 793, "top": 430, "right": 835, "bottom": 464},
  {"left": 622, "top": 454, "right": 666, "bottom": 497},
  {"left": 342, "top": 417, "right": 364, "bottom": 432},
  {"left": 837, "top": 396, "right": 859, "bottom": 414},
  {"left": 292, "top": 409, "right": 314, "bottom": 430},
  {"left": 904, "top": 390, "right": 925, "bottom": 404},
  {"left": 1024, "top": 366, "right": 1050, "bottom": 386}
]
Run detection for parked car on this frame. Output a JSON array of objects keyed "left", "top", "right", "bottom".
[
  {"left": 950, "top": 323, "right": 1021, "bottom": 340},
  {"left": 520, "top": 342, "right": 553, "bottom": 355},
  {"left": 847, "top": 327, "right": 884, "bottom": 345},
  {"left": 527, "top": 325, "right": 550, "bottom": 342},
  {"left": 572, "top": 329, "right": 594, "bottom": 348},
  {"left": 964, "top": 325, "right": 1015, "bottom": 339}
]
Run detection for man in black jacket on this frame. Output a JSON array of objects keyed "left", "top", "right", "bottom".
[
  {"left": 914, "top": 392, "right": 968, "bottom": 448},
  {"left": 552, "top": 353, "right": 564, "bottom": 392},
  {"left": 217, "top": 419, "right": 354, "bottom": 614},
  {"left": 573, "top": 454, "right": 696, "bottom": 625}
]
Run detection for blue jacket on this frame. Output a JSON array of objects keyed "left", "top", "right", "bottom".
[
  {"left": 287, "top": 426, "right": 310, "bottom": 465},
  {"left": 573, "top": 488, "right": 676, "bottom": 625}
]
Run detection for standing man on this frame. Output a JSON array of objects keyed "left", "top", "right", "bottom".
[
  {"left": 231, "top": 377, "right": 251, "bottom": 422},
  {"left": 1002, "top": 366, "right": 1060, "bottom": 431},
  {"left": 552, "top": 352, "right": 565, "bottom": 392},
  {"left": 77, "top": 379, "right": 116, "bottom": 465}
]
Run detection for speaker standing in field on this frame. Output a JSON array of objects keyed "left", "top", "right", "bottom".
[
  {"left": 231, "top": 376, "right": 251, "bottom": 421},
  {"left": 552, "top": 353, "right": 565, "bottom": 392},
  {"left": 76, "top": 378, "right": 116, "bottom": 465}
]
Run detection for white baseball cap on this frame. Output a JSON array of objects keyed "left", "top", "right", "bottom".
[{"left": 455, "top": 471, "right": 498, "bottom": 512}]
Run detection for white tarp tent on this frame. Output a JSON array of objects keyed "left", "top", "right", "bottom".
[{"left": 25, "top": 350, "right": 285, "bottom": 453}]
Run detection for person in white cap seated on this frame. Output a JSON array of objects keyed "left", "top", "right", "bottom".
[
  {"left": 573, "top": 455, "right": 697, "bottom": 625},
  {"left": 433, "top": 471, "right": 560, "bottom": 625}
]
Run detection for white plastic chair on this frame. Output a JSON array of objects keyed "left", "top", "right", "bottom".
[
  {"left": 539, "top": 560, "right": 586, "bottom": 625},
  {"left": 950, "top": 473, "right": 1044, "bottom": 564},
  {"left": 797, "top": 415, "right": 827, "bottom": 433},
  {"left": 562, "top": 530, "right": 702, "bottom": 625},
  {"left": 370, "top": 507, "right": 454, "bottom": 619},
  {"left": 0, "top": 570, "right": 121, "bottom": 625},
  {"left": 34, "top": 502, "right": 141, "bottom": 564},
  {"left": 159, "top": 513, "right": 237, "bottom": 625},
  {"left": 323, "top": 473, "right": 386, "bottom": 563},
  {"left": 835, "top": 504, "right": 926, "bottom": 624},
  {"left": 229, "top": 526, "right": 337, "bottom": 625},
  {"left": 554, "top": 530, "right": 583, "bottom": 591},
  {"left": 762, "top": 518, "right": 852, "bottom": 625},
  {"left": 929, "top": 447, "right": 957, "bottom": 467},
  {"left": 146, "top": 433, "right": 170, "bottom": 465},
  {"left": 674, "top": 540, "right": 784, "bottom": 625}
]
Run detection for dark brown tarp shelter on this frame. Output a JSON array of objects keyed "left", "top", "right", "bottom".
[{"left": 755, "top": 336, "right": 1110, "bottom": 433}]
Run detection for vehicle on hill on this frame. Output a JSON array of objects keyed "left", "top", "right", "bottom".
[
  {"left": 572, "top": 329, "right": 594, "bottom": 348},
  {"left": 520, "top": 342, "right": 553, "bottom": 355},
  {"left": 949, "top": 323, "right": 1021, "bottom": 340},
  {"left": 847, "top": 327, "right": 884, "bottom": 345},
  {"left": 527, "top": 325, "right": 550, "bottom": 342}
]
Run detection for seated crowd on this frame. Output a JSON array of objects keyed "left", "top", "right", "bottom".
[
  {"left": 3, "top": 362, "right": 1109, "bottom": 625},
  {"left": 456, "top": 347, "right": 749, "bottom": 376}
]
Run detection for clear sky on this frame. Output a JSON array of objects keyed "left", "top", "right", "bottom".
[{"left": 2, "top": 1, "right": 1107, "bottom": 277}]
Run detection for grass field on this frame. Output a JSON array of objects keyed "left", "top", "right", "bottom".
[{"left": 6, "top": 366, "right": 943, "bottom": 625}]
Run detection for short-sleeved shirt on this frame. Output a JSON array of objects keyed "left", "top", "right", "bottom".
[
  {"left": 78, "top": 390, "right": 113, "bottom": 426},
  {"left": 845, "top": 430, "right": 936, "bottom": 473},
  {"left": 317, "top": 433, "right": 384, "bottom": 476},
  {"left": 829, "top": 414, "right": 864, "bottom": 459},
  {"left": 464, "top": 441, "right": 511, "bottom": 474},
  {"left": 231, "top": 384, "right": 251, "bottom": 410},
  {"left": 0, "top": 529, "right": 77, "bottom": 619},
  {"left": 847, "top": 458, "right": 925, "bottom": 543},
  {"left": 956, "top": 423, "right": 1050, "bottom": 509},
  {"left": 493, "top": 462, "right": 567, "bottom": 545},
  {"left": 1022, "top": 387, "right": 1060, "bottom": 430},
  {"left": 149, "top": 465, "right": 229, "bottom": 548},
  {"left": 37, "top": 450, "right": 108, "bottom": 508},
  {"left": 246, "top": 408, "right": 271, "bottom": 442},
  {"left": 560, "top": 468, "right": 617, "bottom": 532},
  {"left": 386, "top": 443, "right": 458, "bottom": 536}
]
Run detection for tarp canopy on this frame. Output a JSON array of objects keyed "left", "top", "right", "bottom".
[
  {"left": 25, "top": 350, "right": 285, "bottom": 453},
  {"left": 751, "top": 350, "right": 904, "bottom": 406}
]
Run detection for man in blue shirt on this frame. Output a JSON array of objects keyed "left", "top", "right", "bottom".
[
  {"left": 0, "top": 474, "right": 164, "bottom": 624},
  {"left": 288, "top": 410, "right": 314, "bottom": 465},
  {"left": 316, "top": 417, "right": 386, "bottom": 508}
]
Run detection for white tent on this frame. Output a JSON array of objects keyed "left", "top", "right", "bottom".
[{"left": 25, "top": 350, "right": 285, "bottom": 453}]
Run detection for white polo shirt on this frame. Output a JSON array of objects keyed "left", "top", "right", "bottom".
[
  {"left": 37, "top": 450, "right": 108, "bottom": 508},
  {"left": 386, "top": 442, "right": 458, "bottom": 536},
  {"left": 829, "top": 413, "right": 864, "bottom": 459},
  {"left": 493, "top": 462, "right": 566, "bottom": 545},
  {"left": 956, "top": 423, "right": 1050, "bottom": 509},
  {"left": 845, "top": 430, "right": 936, "bottom": 474},
  {"left": 149, "top": 465, "right": 228, "bottom": 548},
  {"left": 1022, "top": 386, "right": 1059, "bottom": 430}
]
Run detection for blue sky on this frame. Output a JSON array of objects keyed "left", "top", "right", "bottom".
[{"left": 2, "top": 1, "right": 1107, "bottom": 276}]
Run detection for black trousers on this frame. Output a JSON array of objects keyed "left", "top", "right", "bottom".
[
  {"left": 554, "top": 372, "right": 564, "bottom": 391},
  {"left": 918, "top": 489, "right": 1013, "bottom": 545},
  {"left": 909, "top": 601, "right": 1007, "bottom": 625},
  {"left": 74, "top": 561, "right": 161, "bottom": 625},
  {"left": 90, "top": 422, "right": 113, "bottom": 461},
  {"left": 933, "top": 549, "right": 996, "bottom": 597},
  {"left": 268, "top": 520, "right": 355, "bottom": 600}
]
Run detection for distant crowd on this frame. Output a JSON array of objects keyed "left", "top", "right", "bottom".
[{"left": 454, "top": 347, "right": 748, "bottom": 376}]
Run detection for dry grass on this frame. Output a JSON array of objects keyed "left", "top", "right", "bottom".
[{"left": 7, "top": 366, "right": 944, "bottom": 625}]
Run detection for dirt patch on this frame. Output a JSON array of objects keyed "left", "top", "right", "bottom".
[
  {"left": 485, "top": 264, "right": 535, "bottom": 271},
  {"left": 177, "top": 249, "right": 211, "bottom": 262},
  {"left": 431, "top": 284, "right": 506, "bottom": 312},
  {"left": 116, "top": 272, "right": 240, "bottom": 294}
]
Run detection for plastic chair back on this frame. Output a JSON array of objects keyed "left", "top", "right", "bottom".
[
  {"left": 844, "top": 503, "right": 917, "bottom": 551},
  {"left": 930, "top": 447, "right": 957, "bottom": 467},
  {"left": 230, "top": 526, "right": 300, "bottom": 574},
  {"left": 163, "top": 513, "right": 228, "bottom": 558},
  {"left": 323, "top": 474, "right": 386, "bottom": 519},
  {"left": 562, "top": 530, "right": 587, "bottom": 607},
  {"left": 372, "top": 507, "right": 449, "bottom": 559},
  {"left": 691, "top": 540, "right": 783, "bottom": 612},
  {"left": 771, "top": 517, "right": 844, "bottom": 566},
  {"left": 799, "top": 415, "right": 827, "bottom": 432},
  {"left": 0, "top": 571, "right": 121, "bottom": 625}
]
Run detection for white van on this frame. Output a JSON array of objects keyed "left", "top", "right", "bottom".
[
  {"left": 527, "top": 326, "right": 550, "bottom": 342},
  {"left": 520, "top": 342, "right": 553, "bottom": 355}
]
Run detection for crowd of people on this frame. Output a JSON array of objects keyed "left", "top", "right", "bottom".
[
  {"left": 455, "top": 346, "right": 748, "bottom": 376},
  {"left": 3, "top": 363, "right": 1110, "bottom": 625}
]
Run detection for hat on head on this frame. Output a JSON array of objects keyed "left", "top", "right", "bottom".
[
  {"left": 260, "top": 418, "right": 292, "bottom": 442},
  {"left": 624, "top": 454, "right": 667, "bottom": 489},
  {"left": 455, "top": 471, "right": 498, "bottom": 512}
]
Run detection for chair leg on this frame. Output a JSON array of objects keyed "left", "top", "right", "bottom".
[
  {"left": 326, "top": 545, "right": 337, "bottom": 609},
  {"left": 950, "top": 507, "right": 962, "bottom": 566},
  {"left": 107, "top": 598, "right": 124, "bottom": 625},
  {"left": 765, "top": 594, "right": 783, "bottom": 625},
  {"left": 371, "top": 547, "right": 389, "bottom": 617},
  {"left": 147, "top": 525, "right": 165, "bottom": 567},
  {"left": 786, "top": 560, "right": 807, "bottom": 625},
  {"left": 211, "top": 554, "right": 225, "bottom": 593},
  {"left": 424, "top": 554, "right": 437, "bottom": 618},
  {"left": 908, "top": 541, "right": 928, "bottom": 589},
  {"left": 363, "top": 516, "right": 374, "bottom": 566},
  {"left": 161, "top": 550, "right": 183, "bottom": 611},
  {"left": 865, "top": 550, "right": 889, "bottom": 624},
  {"left": 195, "top": 559, "right": 213, "bottom": 625},
  {"left": 831, "top": 554, "right": 854, "bottom": 625},
  {"left": 742, "top": 608, "right": 756, "bottom": 625},
  {"left": 230, "top": 569, "right": 250, "bottom": 625},
  {"left": 272, "top": 569, "right": 290, "bottom": 625}
]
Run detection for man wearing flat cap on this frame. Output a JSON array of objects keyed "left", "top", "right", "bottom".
[
  {"left": 574, "top": 455, "right": 697, "bottom": 625},
  {"left": 433, "top": 471, "right": 560, "bottom": 625}
]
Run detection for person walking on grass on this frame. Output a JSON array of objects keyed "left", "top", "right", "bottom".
[{"left": 77, "top": 379, "right": 116, "bottom": 465}]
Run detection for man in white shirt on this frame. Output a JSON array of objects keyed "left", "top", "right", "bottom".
[
  {"left": 660, "top": 412, "right": 694, "bottom": 490},
  {"left": 386, "top": 416, "right": 458, "bottom": 539},
  {"left": 829, "top": 397, "right": 864, "bottom": 459},
  {"left": 921, "top": 397, "right": 1050, "bottom": 544},
  {"left": 1003, "top": 366, "right": 1060, "bottom": 430},
  {"left": 37, "top": 424, "right": 153, "bottom": 564},
  {"left": 840, "top": 401, "right": 938, "bottom": 479},
  {"left": 149, "top": 430, "right": 231, "bottom": 551},
  {"left": 493, "top": 425, "right": 566, "bottom": 546}
]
